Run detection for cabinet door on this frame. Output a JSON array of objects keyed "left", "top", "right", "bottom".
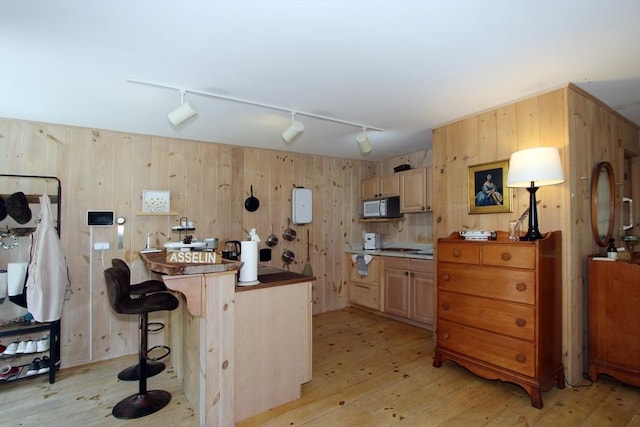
[
  {"left": 361, "top": 177, "right": 379, "bottom": 200},
  {"left": 399, "top": 168, "right": 430, "bottom": 213},
  {"left": 379, "top": 174, "right": 399, "bottom": 198},
  {"left": 384, "top": 267, "right": 409, "bottom": 316},
  {"left": 410, "top": 270, "right": 434, "bottom": 325}
]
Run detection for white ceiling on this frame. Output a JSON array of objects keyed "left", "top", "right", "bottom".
[{"left": 1, "top": 1, "right": 639, "bottom": 161}]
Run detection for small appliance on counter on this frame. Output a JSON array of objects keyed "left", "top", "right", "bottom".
[
  {"left": 222, "top": 240, "right": 241, "bottom": 260},
  {"left": 364, "top": 233, "right": 381, "bottom": 250}
]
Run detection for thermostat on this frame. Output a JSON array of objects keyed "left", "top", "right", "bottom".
[{"left": 87, "top": 210, "right": 115, "bottom": 227}]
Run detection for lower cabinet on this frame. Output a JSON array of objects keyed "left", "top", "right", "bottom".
[
  {"left": 348, "top": 256, "right": 381, "bottom": 310},
  {"left": 383, "top": 257, "right": 434, "bottom": 327}
]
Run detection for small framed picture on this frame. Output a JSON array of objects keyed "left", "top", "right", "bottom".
[
  {"left": 142, "top": 190, "right": 170, "bottom": 213},
  {"left": 468, "top": 160, "right": 512, "bottom": 214}
]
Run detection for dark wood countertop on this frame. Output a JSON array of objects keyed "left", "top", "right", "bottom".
[{"left": 236, "top": 269, "right": 315, "bottom": 292}]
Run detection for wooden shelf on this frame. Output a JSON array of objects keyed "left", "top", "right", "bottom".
[
  {"left": 136, "top": 211, "right": 180, "bottom": 216},
  {"left": 359, "top": 217, "right": 404, "bottom": 223}
]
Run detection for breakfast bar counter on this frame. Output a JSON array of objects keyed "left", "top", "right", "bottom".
[{"left": 140, "top": 252, "right": 314, "bottom": 426}]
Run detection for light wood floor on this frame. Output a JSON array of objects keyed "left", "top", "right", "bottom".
[{"left": 1, "top": 307, "right": 639, "bottom": 426}]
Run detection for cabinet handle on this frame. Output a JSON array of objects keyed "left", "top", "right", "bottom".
[
  {"left": 516, "top": 283, "right": 527, "bottom": 292},
  {"left": 501, "top": 252, "right": 511, "bottom": 261},
  {"left": 442, "top": 273, "right": 450, "bottom": 281},
  {"left": 421, "top": 206, "right": 425, "bottom": 211},
  {"left": 515, "top": 318, "right": 526, "bottom": 328},
  {"left": 404, "top": 271, "right": 409, "bottom": 276},
  {"left": 515, "top": 354, "right": 527, "bottom": 363},
  {"left": 452, "top": 250, "right": 461, "bottom": 257},
  {"left": 354, "top": 284, "right": 369, "bottom": 289},
  {"left": 442, "top": 302, "right": 451, "bottom": 310},
  {"left": 442, "top": 332, "right": 449, "bottom": 339}
]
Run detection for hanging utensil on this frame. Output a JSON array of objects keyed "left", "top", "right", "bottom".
[
  {"left": 266, "top": 224, "right": 279, "bottom": 247},
  {"left": 282, "top": 217, "right": 297, "bottom": 241},
  {"left": 244, "top": 185, "right": 259, "bottom": 212},
  {"left": 302, "top": 229, "right": 313, "bottom": 276},
  {"left": 281, "top": 248, "right": 295, "bottom": 270}
]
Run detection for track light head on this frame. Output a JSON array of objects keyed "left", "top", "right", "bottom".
[
  {"left": 282, "top": 112, "right": 304, "bottom": 144},
  {"left": 357, "top": 128, "right": 372, "bottom": 154},
  {"left": 168, "top": 90, "right": 198, "bottom": 126}
]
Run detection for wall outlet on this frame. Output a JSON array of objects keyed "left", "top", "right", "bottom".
[{"left": 93, "top": 241, "right": 110, "bottom": 251}]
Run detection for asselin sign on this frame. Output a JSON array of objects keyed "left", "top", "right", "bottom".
[{"left": 166, "top": 251, "right": 219, "bottom": 264}]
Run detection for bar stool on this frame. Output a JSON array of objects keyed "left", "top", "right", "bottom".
[
  {"left": 104, "top": 267, "right": 179, "bottom": 419},
  {"left": 111, "top": 259, "right": 168, "bottom": 381}
]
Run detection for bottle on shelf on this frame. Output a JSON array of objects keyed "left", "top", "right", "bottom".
[{"left": 607, "top": 238, "right": 618, "bottom": 260}]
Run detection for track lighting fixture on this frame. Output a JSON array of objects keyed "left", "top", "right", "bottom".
[
  {"left": 129, "top": 78, "right": 383, "bottom": 153},
  {"left": 357, "top": 127, "right": 372, "bottom": 154},
  {"left": 167, "top": 90, "right": 197, "bottom": 126},
  {"left": 282, "top": 112, "right": 305, "bottom": 144}
]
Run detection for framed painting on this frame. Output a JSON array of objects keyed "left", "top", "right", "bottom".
[{"left": 468, "top": 160, "right": 512, "bottom": 214}]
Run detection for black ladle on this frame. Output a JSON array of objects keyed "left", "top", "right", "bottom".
[{"left": 244, "top": 185, "right": 259, "bottom": 212}]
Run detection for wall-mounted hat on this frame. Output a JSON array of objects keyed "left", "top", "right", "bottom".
[
  {"left": 5, "top": 192, "right": 32, "bottom": 224},
  {"left": 0, "top": 196, "right": 6, "bottom": 221}
]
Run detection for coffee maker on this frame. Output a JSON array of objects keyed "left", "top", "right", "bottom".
[{"left": 222, "top": 240, "right": 241, "bottom": 260}]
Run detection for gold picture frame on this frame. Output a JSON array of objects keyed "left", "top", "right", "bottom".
[{"left": 468, "top": 160, "right": 512, "bottom": 214}]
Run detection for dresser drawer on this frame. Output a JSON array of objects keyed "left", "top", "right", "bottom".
[
  {"left": 438, "top": 291, "right": 535, "bottom": 341},
  {"left": 438, "top": 263, "right": 535, "bottom": 304},
  {"left": 482, "top": 245, "right": 536, "bottom": 269},
  {"left": 438, "top": 242, "right": 480, "bottom": 265},
  {"left": 437, "top": 319, "right": 535, "bottom": 377}
]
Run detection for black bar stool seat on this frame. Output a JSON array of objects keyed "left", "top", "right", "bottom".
[{"left": 104, "top": 267, "right": 179, "bottom": 419}]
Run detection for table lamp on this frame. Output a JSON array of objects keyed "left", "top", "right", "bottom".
[{"left": 506, "top": 147, "right": 565, "bottom": 241}]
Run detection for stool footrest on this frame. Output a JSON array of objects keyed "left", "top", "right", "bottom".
[
  {"left": 147, "top": 322, "right": 165, "bottom": 333},
  {"left": 147, "top": 345, "right": 171, "bottom": 362}
]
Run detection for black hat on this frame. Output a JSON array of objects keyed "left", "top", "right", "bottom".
[
  {"left": 0, "top": 196, "right": 6, "bottom": 221},
  {"left": 5, "top": 192, "right": 32, "bottom": 224}
]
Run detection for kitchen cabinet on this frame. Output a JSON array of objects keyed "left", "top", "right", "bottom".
[
  {"left": 0, "top": 320, "right": 60, "bottom": 384},
  {"left": 361, "top": 174, "right": 399, "bottom": 200},
  {"left": 383, "top": 257, "right": 434, "bottom": 327},
  {"left": 433, "top": 231, "right": 564, "bottom": 409},
  {"left": 348, "top": 256, "right": 381, "bottom": 310},
  {"left": 588, "top": 255, "right": 640, "bottom": 387},
  {"left": 399, "top": 167, "right": 432, "bottom": 213},
  {"left": 235, "top": 281, "right": 313, "bottom": 421}
]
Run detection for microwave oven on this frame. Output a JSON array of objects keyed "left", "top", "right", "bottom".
[{"left": 362, "top": 197, "right": 402, "bottom": 218}]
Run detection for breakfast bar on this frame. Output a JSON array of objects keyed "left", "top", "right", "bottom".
[{"left": 140, "top": 251, "right": 314, "bottom": 426}]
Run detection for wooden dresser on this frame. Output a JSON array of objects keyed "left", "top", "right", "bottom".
[
  {"left": 433, "top": 231, "right": 564, "bottom": 409},
  {"left": 588, "top": 255, "right": 640, "bottom": 387}
]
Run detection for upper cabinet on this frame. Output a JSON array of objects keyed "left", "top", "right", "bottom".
[
  {"left": 361, "top": 174, "right": 400, "bottom": 200},
  {"left": 399, "top": 167, "right": 432, "bottom": 213}
]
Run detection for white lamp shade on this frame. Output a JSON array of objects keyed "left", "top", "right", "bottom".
[
  {"left": 506, "top": 147, "right": 565, "bottom": 188},
  {"left": 168, "top": 102, "right": 198, "bottom": 126},
  {"left": 282, "top": 120, "right": 304, "bottom": 143},
  {"left": 357, "top": 133, "right": 372, "bottom": 154}
]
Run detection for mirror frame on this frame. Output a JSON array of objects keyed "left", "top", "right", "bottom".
[{"left": 590, "top": 161, "right": 616, "bottom": 247}]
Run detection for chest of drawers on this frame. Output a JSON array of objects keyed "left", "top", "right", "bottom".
[{"left": 433, "top": 231, "right": 564, "bottom": 409}]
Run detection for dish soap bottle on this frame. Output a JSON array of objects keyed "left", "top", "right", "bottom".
[{"left": 607, "top": 239, "right": 617, "bottom": 260}]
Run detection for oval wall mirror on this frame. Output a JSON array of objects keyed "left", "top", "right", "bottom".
[{"left": 590, "top": 161, "right": 616, "bottom": 247}]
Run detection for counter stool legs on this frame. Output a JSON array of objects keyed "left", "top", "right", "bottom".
[
  {"left": 112, "top": 300, "right": 171, "bottom": 419},
  {"left": 118, "top": 316, "right": 165, "bottom": 381}
]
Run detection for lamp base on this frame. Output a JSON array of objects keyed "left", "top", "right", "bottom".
[{"left": 520, "top": 184, "right": 545, "bottom": 241}]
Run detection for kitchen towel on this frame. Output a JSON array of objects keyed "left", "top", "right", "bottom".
[
  {"left": 239, "top": 240, "right": 258, "bottom": 283},
  {"left": 351, "top": 253, "right": 372, "bottom": 276}
]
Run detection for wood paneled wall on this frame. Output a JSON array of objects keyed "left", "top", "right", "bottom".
[
  {"left": 432, "top": 85, "right": 640, "bottom": 384},
  {"left": 0, "top": 117, "right": 384, "bottom": 367}
]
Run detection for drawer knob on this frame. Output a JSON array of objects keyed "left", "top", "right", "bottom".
[
  {"left": 501, "top": 252, "right": 512, "bottom": 261},
  {"left": 515, "top": 318, "right": 526, "bottom": 328},
  {"left": 452, "top": 249, "right": 461, "bottom": 257},
  {"left": 404, "top": 271, "right": 409, "bottom": 276},
  {"left": 442, "top": 302, "right": 451, "bottom": 310},
  {"left": 516, "top": 283, "right": 527, "bottom": 292},
  {"left": 515, "top": 354, "right": 526, "bottom": 363},
  {"left": 442, "top": 273, "right": 451, "bottom": 281},
  {"left": 442, "top": 332, "right": 449, "bottom": 339}
]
